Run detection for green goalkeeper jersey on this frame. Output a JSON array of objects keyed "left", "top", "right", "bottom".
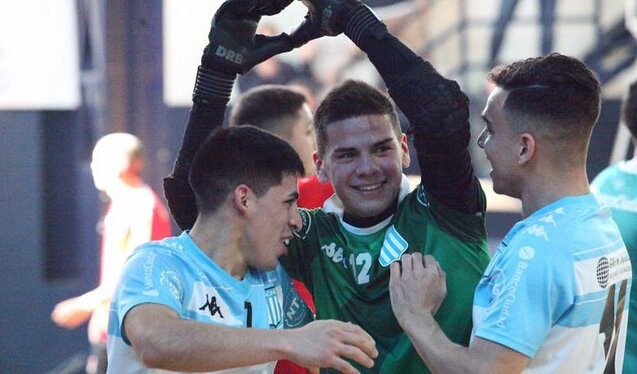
[{"left": 283, "top": 176, "right": 491, "bottom": 373}]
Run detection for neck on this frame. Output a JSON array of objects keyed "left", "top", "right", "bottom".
[
  {"left": 343, "top": 200, "right": 397, "bottom": 228},
  {"left": 519, "top": 167, "right": 590, "bottom": 217},
  {"left": 189, "top": 212, "right": 247, "bottom": 280},
  {"left": 106, "top": 178, "right": 145, "bottom": 199}
]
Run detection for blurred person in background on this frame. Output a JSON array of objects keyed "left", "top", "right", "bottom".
[
  {"left": 591, "top": 79, "right": 637, "bottom": 372},
  {"left": 51, "top": 133, "right": 171, "bottom": 374}
]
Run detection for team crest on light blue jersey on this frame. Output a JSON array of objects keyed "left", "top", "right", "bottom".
[
  {"left": 379, "top": 225, "right": 409, "bottom": 267},
  {"left": 265, "top": 285, "right": 283, "bottom": 329}
]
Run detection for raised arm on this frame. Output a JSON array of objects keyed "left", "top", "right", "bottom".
[
  {"left": 299, "top": 0, "right": 481, "bottom": 214},
  {"left": 164, "top": 0, "right": 317, "bottom": 230}
]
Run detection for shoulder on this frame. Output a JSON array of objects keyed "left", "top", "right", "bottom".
[
  {"left": 591, "top": 164, "right": 620, "bottom": 189},
  {"left": 127, "top": 236, "right": 188, "bottom": 266},
  {"left": 294, "top": 207, "right": 338, "bottom": 239}
]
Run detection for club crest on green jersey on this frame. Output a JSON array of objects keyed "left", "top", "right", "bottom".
[
  {"left": 294, "top": 209, "right": 312, "bottom": 239},
  {"left": 379, "top": 225, "right": 409, "bottom": 267},
  {"left": 416, "top": 185, "right": 430, "bottom": 207}
]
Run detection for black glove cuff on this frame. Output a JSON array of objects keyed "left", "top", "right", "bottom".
[
  {"left": 192, "top": 66, "right": 236, "bottom": 102},
  {"left": 343, "top": 4, "right": 387, "bottom": 46}
]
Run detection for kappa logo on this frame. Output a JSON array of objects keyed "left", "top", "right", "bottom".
[
  {"left": 199, "top": 294, "right": 224, "bottom": 318},
  {"left": 215, "top": 45, "right": 244, "bottom": 64},
  {"left": 526, "top": 224, "right": 548, "bottom": 241},
  {"left": 379, "top": 225, "right": 409, "bottom": 267},
  {"left": 189, "top": 283, "right": 241, "bottom": 326}
]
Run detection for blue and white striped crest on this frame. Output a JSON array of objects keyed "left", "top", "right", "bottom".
[
  {"left": 265, "top": 286, "right": 282, "bottom": 329},
  {"left": 379, "top": 225, "right": 409, "bottom": 267}
]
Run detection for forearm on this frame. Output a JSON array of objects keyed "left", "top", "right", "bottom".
[
  {"left": 128, "top": 307, "right": 293, "bottom": 371},
  {"left": 169, "top": 68, "right": 234, "bottom": 179},
  {"left": 164, "top": 68, "right": 234, "bottom": 231}
]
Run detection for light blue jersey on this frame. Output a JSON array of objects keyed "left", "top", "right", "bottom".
[
  {"left": 473, "top": 194, "right": 632, "bottom": 373},
  {"left": 107, "top": 232, "right": 313, "bottom": 374}
]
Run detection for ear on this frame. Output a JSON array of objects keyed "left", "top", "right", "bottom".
[
  {"left": 399, "top": 133, "right": 411, "bottom": 168},
  {"left": 232, "top": 184, "right": 256, "bottom": 216},
  {"left": 314, "top": 152, "right": 330, "bottom": 184},
  {"left": 517, "top": 133, "right": 535, "bottom": 165}
]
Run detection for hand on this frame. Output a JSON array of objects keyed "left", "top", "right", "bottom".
[
  {"left": 51, "top": 296, "right": 94, "bottom": 329},
  {"left": 389, "top": 253, "right": 447, "bottom": 332},
  {"left": 287, "top": 320, "right": 378, "bottom": 374},
  {"left": 298, "top": 0, "right": 362, "bottom": 36},
  {"left": 202, "top": 0, "right": 295, "bottom": 74}
]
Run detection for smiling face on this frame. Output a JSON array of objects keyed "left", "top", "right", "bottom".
[
  {"left": 315, "top": 114, "right": 410, "bottom": 218},
  {"left": 477, "top": 87, "right": 523, "bottom": 198},
  {"left": 243, "top": 174, "right": 302, "bottom": 271}
]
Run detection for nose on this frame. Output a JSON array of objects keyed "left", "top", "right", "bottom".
[
  {"left": 355, "top": 153, "right": 380, "bottom": 177},
  {"left": 289, "top": 206, "right": 302, "bottom": 232},
  {"left": 477, "top": 127, "right": 488, "bottom": 149}
]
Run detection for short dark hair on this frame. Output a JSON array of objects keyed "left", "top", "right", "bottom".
[
  {"left": 230, "top": 85, "right": 307, "bottom": 139},
  {"left": 314, "top": 80, "right": 401, "bottom": 157},
  {"left": 488, "top": 54, "right": 601, "bottom": 145},
  {"left": 622, "top": 81, "right": 637, "bottom": 140},
  {"left": 189, "top": 126, "right": 305, "bottom": 215}
]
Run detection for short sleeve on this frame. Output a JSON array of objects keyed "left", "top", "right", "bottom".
[
  {"left": 473, "top": 236, "right": 575, "bottom": 357},
  {"left": 114, "top": 246, "right": 185, "bottom": 342}
]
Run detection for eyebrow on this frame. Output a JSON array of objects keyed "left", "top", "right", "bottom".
[
  {"left": 332, "top": 137, "right": 395, "bottom": 154},
  {"left": 373, "top": 138, "right": 395, "bottom": 147}
]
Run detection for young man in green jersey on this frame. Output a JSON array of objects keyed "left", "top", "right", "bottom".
[{"left": 164, "top": 0, "right": 491, "bottom": 372}]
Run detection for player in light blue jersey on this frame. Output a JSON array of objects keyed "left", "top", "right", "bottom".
[
  {"left": 107, "top": 125, "right": 377, "bottom": 373},
  {"left": 388, "top": 54, "right": 632, "bottom": 373}
]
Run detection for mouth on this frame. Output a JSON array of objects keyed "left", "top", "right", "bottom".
[
  {"left": 282, "top": 236, "right": 293, "bottom": 246},
  {"left": 352, "top": 181, "right": 385, "bottom": 192}
]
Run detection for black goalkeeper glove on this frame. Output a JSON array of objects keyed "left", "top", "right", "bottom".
[
  {"left": 201, "top": 0, "right": 295, "bottom": 75},
  {"left": 296, "top": 0, "right": 387, "bottom": 45},
  {"left": 194, "top": 0, "right": 298, "bottom": 101}
]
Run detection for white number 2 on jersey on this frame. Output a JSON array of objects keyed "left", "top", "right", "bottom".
[{"left": 349, "top": 253, "right": 372, "bottom": 285}]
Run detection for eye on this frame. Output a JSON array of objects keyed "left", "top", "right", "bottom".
[
  {"left": 375, "top": 144, "right": 393, "bottom": 153},
  {"left": 337, "top": 151, "right": 356, "bottom": 159}
]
